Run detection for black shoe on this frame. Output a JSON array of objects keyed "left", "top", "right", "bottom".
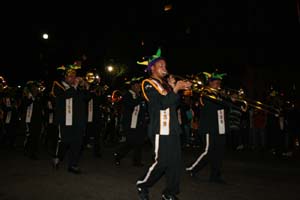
[
  {"left": 68, "top": 166, "right": 81, "bottom": 174},
  {"left": 114, "top": 153, "right": 120, "bottom": 166},
  {"left": 162, "top": 194, "right": 179, "bottom": 200},
  {"left": 137, "top": 186, "right": 149, "bottom": 200}
]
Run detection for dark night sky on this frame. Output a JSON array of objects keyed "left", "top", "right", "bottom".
[{"left": 0, "top": 0, "right": 299, "bottom": 95}]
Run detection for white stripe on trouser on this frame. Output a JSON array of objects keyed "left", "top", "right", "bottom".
[
  {"left": 24, "top": 124, "right": 30, "bottom": 147},
  {"left": 55, "top": 125, "right": 62, "bottom": 157},
  {"left": 136, "top": 134, "right": 160, "bottom": 185},
  {"left": 186, "top": 134, "right": 209, "bottom": 171}
]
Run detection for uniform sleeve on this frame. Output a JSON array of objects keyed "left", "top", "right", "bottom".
[
  {"left": 199, "top": 98, "right": 210, "bottom": 133},
  {"left": 144, "top": 82, "right": 180, "bottom": 109},
  {"left": 122, "top": 92, "right": 142, "bottom": 108}
]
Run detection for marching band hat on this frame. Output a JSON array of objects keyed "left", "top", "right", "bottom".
[{"left": 137, "top": 48, "right": 165, "bottom": 72}]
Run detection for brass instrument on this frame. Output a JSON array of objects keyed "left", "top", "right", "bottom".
[
  {"left": 196, "top": 86, "right": 247, "bottom": 112},
  {"left": 111, "top": 90, "right": 122, "bottom": 103},
  {"left": 202, "top": 86, "right": 280, "bottom": 115},
  {"left": 222, "top": 87, "right": 281, "bottom": 115},
  {"left": 168, "top": 73, "right": 280, "bottom": 115},
  {"left": 0, "top": 75, "right": 8, "bottom": 91},
  {"left": 85, "top": 71, "right": 100, "bottom": 84},
  {"left": 167, "top": 74, "right": 204, "bottom": 96}
]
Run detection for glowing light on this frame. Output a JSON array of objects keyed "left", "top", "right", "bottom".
[
  {"left": 164, "top": 4, "right": 172, "bottom": 11},
  {"left": 107, "top": 66, "right": 114, "bottom": 72},
  {"left": 42, "top": 33, "right": 49, "bottom": 40}
]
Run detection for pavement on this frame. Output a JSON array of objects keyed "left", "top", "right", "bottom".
[{"left": 0, "top": 142, "right": 300, "bottom": 200}]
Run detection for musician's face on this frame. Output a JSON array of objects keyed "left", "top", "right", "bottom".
[
  {"left": 151, "top": 59, "right": 167, "bottom": 78},
  {"left": 209, "top": 79, "right": 221, "bottom": 89},
  {"left": 65, "top": 70, "right": 76, "bottom": 85},
  {"left": 131, "top": 82, "right": 141, "bottom": 93},
  {"left": 30, "top": 85, "right": 39, "bottom": 96}
]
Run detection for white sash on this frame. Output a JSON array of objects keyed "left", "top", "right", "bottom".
[
  {"left": 48, "top": 101, "right": 53, "bottom": 109},
  {"left": 5, "top": 98, "right": 11, "bottom": 107},
  {"left": 5, "top": 111, "right": 12, "bottom": 124},
  {"left": 217, "top": 109, "right": 225, "bottom": 134},
  {"left": 49, "top": 113, "right": 54, "bottom": 124},
  {"left": 130, "top": 105, "right": 140, "bottom": 128},
  {"left": 65, "top": 98, "right": 73, "bottom": 126},
  {"left": 279, "top": 116, "right": 284, "bottom": 130},
  {"left": 47, "top": 101, "right": 54, "bottom": 124},
  {"left": 88, "top": 99, "right": 93, "bottom": 122},
  {"left": 25, "top": 103, "right": 33, "bottom": 123},
  {"left": 160, "top": 108, "right": 170, "bottom": 135}
]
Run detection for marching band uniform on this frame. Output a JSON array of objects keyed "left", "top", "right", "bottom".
[
  {"left": 136, "top": 48, "right": 191, "bottom": 200},
  {"left": 2, "top": 92, "right": 19, "bottom": 149},
  {"left": 113, "top": 77, "right": 147, "bottom": 167},
  {"left": 51, "top": 64, "right": 88, "bottom": 174},
  {"left": 44, "top": 95, "right": 59, "bottom": 156},
  {"left": 22, "top": 81, "right": 44, "bottom": 160},
  {"left": 85, "top": 85, "right": 105, "bottom": 157},
  {"left": 185, "top": 72, "right": 228, "bottom": 183}
]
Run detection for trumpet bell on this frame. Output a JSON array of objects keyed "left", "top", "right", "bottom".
[{"left": 86, "top": 72, "right": 96, "bottom": 83}]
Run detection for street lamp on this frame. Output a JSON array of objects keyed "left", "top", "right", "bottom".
[
  {"left": 107, "top": 65, "right": 114, "bottom": 72},
  {"left": 42, "top": 33, "right": 49, "bottom": 40}
]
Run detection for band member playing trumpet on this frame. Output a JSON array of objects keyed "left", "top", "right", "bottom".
[
  {"left": 136, "top": 48, "right": 192, "bottom": 200},
  {"left": 51, "top": 63, "right": 89, "bottom": 174},
  {"left": 186, "top": 72, "right": 228, "bottom": 184}
]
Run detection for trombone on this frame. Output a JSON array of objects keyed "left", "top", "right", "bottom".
[
  {"left": 166, "top": 73, "right": 280, "bottom": 115},
  {"left": 218, "top": 87, "right": 281, "bottom": 115},
  {"left": 198, "top": 86, "right": 248, "bottom": 112}
]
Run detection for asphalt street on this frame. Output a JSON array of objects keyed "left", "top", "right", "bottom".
[{"left": 1, "top": 143, "right": 300, "bottom": 200}]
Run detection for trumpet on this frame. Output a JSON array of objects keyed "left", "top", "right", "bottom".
[
  {"left": 165, "top": 73, "right": 205, "bottom": 96},
  {"left": 85, "top": 71, "right": 101, "bottom": 84}
]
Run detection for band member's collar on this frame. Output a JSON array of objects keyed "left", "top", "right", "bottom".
[{"left": 150, "top": 76, "right": 163, "bottom": 83}]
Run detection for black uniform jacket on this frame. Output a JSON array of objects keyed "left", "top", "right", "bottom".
[{"left": 142, "top": 77, "right": 181, "bottom": 138}]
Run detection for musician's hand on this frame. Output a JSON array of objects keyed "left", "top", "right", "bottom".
[
  {"left": 173, "top": 80, "right": 192, "bottom": 93},
  {"left": 167, "top": 74, "right": 176, "bottom": 89}
]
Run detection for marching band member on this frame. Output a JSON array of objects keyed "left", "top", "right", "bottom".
[
  {"left": 113, "top": 76, "right": 147, "bottom": 167},
  {"left": 22, "top": 81, "right": 44, "bottom": 160},
  {"left": 136, "top": 48, "right": 191, "bottom": 200},
  {"left": 51, "top": 63, "right": 89, "bottom": 174},
  {"left": 185, "top": 72, "right": 228, "bottom": 184}
]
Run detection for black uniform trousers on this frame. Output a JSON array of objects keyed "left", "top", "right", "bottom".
[
  {"left": 45, "top": 124, "right": 59, "bottom": 156},
  {"left": 186, "top": 132, "right": 226, "bottom": 181},
  {"left": 24, "top": 123, "right": 41, "bottom": 158},
  {"left": 116, "top": 127, "right": 145, "bottom": 164},
  {"left": 85, "top": 122, "right": 102, "bottom": 155},
  {"left": 56, "top": 126, "right": 84, "bottom": 168},
  {"left": 136, "top": 134, "right": 181, "bottom": 196}
]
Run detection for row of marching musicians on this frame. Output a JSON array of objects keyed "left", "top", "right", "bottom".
[
  {"left": 0, "top": 66, "right": 123, "bottom": 174},
  {"left": 0, "top": 58, "right": 226, "bottom": 184}
]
